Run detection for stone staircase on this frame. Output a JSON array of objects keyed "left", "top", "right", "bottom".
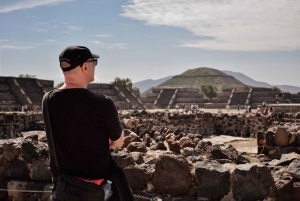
[
  {"left": 154, "top": 88, "right": 176, "bottom": 109},
  {"left": 229, "top": 90, "right": 249, "bottom": 106},
  {"left": 16, "top": 78, "right": 45, "bottom": 107},
  {"left": 113, "top": 85, "right": 145, "bottom": 109},
  {"left": 0, "top": 78, "right": 19, "bottom": 111}
]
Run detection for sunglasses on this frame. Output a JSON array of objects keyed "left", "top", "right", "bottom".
[{"left": 85, "top": 59, "right": 98, "bottom": 66}]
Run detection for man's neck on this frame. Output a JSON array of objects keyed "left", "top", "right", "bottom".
[{"left": 59, "top": 81, "right": 88, "bottom": 89}]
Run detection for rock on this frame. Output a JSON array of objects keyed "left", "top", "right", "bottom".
[
  {"left": 153, "top": 154, "right": 192, "bottom": 196},
  {"left": 257, "top": 131, "right": 265, "bottom": 146},
  {"left": 181, "top": 147, "right": 199, "bottom": 157},
  {"left": 2, "top": 139, "right": 22, "bottom": 162},
  {"left": 193, "top": 160, "right": 230, "bottom": 200},
  {"left": 232, "top": 163, "right": 274, "bottom": 201},
  {"left": 21, "top": 139, "right": 40, "bottom": 163},
  {"left": 127, "top": 142, "right": 147, "bottom": 153},
  {"left": 129, "top": 132, "right": 142, "bottom": 143},
  {"left": 272, "top": 166, "right": 294, "bottom": 201},
  {"left": 289, "top": 132, "right": 297, "bottom": 145},
  {"left": 143, "top": 134, "right": 152, "bottom": 147},
  {"left": 266, "top": 131, "right": 275, "bottom": 147},
  {"left": 130, "top": 152, "right": 144, "bottom": 164},
  {"left": 167, "top": 139, "right": 181, "bottom": 153},
  {"left": 181, "top": 140, "right": 196, "bottom": 149},
  {"left": 274, "top": 127, "right": 289, "bottom": 146},
  {"left": 234, "top": 154, "right": 250, "bottom": 164},
  {"left": 155, "top": 135, "right": 164, "bottom": 143},
  {"left": 123, "top": 136, "right": 132, "bottom": 148},
  {"left": 295, "top": 112, "right": 300, "bottom": 119},
  {"left": 124, "top": 164, "right": 153, "bottom": 191},
  {"left": 274, "top": 152, "right": 300, "bottom": 166},
  {"left": 7, "top": 181, "right": 28, "bottom": 201},
  {"left": 178, "top": 137, "right": 188, "bottom": 147},
  {"left": 111, "top": 150, "right": 135, "bottom": 168},
  {"left": 287, "top": 158, "right": 300, "bottom": 179},
  {"left": 30, "top": 159, "right": 51, "bottom": 181},
  {"left": 123, "top": 129, "right": 131, "bottom": 137},
  {"left": 210, "top": 145, "right": 238, "bottom": 160},
  {"left": 195, "top": 140, "right": 211, "bottom": 150},
  {"left": 9, "top": 158, "right": 30, "bottom": 180},
  {"left": 296, "top": 132, "right": 300, "bottom": 146}
]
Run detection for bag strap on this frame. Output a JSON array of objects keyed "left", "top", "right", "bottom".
[{"left": 43, "top": 90, "right": 60, "bottom": 173}]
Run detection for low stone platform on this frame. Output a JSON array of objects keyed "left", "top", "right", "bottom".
[{"left": 267, "top": 104, "right": 300, "bottom": 112}]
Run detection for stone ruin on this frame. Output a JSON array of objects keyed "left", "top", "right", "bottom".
[
  {"left": 0, "top": 110, "right": 299, "bottom": 200},
  {"left": 141, "top": 86, "right": 300, "bottom": 110},
  {"left": 0, "top": 76, "right": 145, "bottom": 112},
  {"left": 1, "top": 76, "right": 299, "bottom": 113}
]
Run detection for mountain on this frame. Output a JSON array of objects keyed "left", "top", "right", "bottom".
[
  {"left": 158, "top": 67, "right": 246, "bottom": 90},
  {"left": 132, "top": 76, "right": 173, "bottom": 93},
  {"left": 222, "top": 70, "right": 300, "bottom": 93}
]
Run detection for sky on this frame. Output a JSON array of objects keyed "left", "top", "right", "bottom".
[{"left": 0, "top": 0, "right": 299, "bottom": 87}]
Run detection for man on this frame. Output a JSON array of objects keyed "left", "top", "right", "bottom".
[
  {"left": 262, "top": 100, "right": 266, "bottom": 108},
  {"left": 42, "top": 46, "right": 133, "bottom": 200}
]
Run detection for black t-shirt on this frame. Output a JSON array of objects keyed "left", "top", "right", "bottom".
[{"left": 43, "top": 88, "right": 122, "bottom": 179}]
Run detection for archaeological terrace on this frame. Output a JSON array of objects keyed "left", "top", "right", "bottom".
[{"left": 0, "top": 76, "right": 299, "bottom": 112}]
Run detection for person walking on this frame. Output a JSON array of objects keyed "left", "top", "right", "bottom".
[{"left": 42, "top": 46, "right": 133, "bottom": 201}]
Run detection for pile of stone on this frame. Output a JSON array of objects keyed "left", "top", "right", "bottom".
[{"left": 0, "top": 111, "right": 299, "bottom": 200}]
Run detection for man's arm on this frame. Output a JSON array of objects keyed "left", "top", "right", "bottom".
[{"left": 109, "top": 131, "right": 124, "bottom": 148}]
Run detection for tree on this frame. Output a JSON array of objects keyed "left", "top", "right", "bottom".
[
  {"left": 19, "top": 74, "right": 36, "bottom": 78},
  {"left": 201, "top": 83, "right": 217, "bottom": 100},
  {"left": 110, "top": 77, "right": 132, "bottom": 86},
  {"left": 132, "top": 87, "right": 140, "bottom": 97},
  {"left": 271, "top": 86, "right": 282, "bottom": 92},
  {"left": 55, "top": 82, "right": 64, "bottom": 88}
]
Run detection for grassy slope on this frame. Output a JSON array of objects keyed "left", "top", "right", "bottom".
[{"left": 158, "top": 67, "right": 246, "bottom": 90}]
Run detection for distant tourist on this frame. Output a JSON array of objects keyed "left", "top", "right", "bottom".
[
  {"left": 226, "top": 105, "right": 230, "bottom": 113},
  {"left": 263, "top": 107, "right": 268, "bottom": 115},
  {"left": 276, "top": 95, "right": 279, "bottom": 104},
  {"left": 237, "top": 104, "right": 240, "bottom": 111},
  {"left": 248, "top": 105, "right": 252, "bottom": 114},
  {"left": 175, "top": 104, "right": 179, "bottom": 110},
  {"left": 257, "top": 105, "right": 261, "bottom": 113},
  {"left": 269, "top": 106, "right": 274, "bottom": 113},
  {"left": 262, "top": 100, "right": 266, "bottom": 108},
  {"left": 182, "top": 104, "right": 186, "bottom": 111}
]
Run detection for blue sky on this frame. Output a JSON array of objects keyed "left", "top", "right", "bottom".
[{"left": 0, "top": 0, "right": 299, "bottom": 87}]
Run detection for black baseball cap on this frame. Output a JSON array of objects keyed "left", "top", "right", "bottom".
[{"left": 59, "top": 46, "right": 100, "bottom": 72}]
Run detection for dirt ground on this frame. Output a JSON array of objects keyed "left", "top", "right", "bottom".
[{"left": 203, "top": 135, "right": 258, "bottom": 154}]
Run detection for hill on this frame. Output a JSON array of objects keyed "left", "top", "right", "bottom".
[
  {"left": 157, "top": 67, "right": 246, "bottom": 90},
  {"left": 132, "top": 76, "right": 172, "bottom": 93},
  {"left": 222, "top": 70, "right": 300, "bottom": 93}
]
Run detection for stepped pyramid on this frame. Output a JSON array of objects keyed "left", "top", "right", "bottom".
[{"left": 158, "top": 67, "right": 246, "bottom": 91}]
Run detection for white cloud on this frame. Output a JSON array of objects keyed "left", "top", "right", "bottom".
[
  {"left": 90, "top": 40, "right": 127, "bottom": 49},
  {"left": 0, "top": 0, "right": 74, "bottom": 13},
  {"left": 68, "top": 25, "right": 83, "bottom": 31},
  {"left": 1, "top": 45, "right": 35, "bottom": 50},
  {"left": 44, "top": 39, "right": 58, "bottom": 43},
  {"left": 32, "top": 28, "right": 47, "bottom": 32},
  {"left": 121, "top": 0, "right": 300, "bottom": 51},
  {"left": 92, "top": 34, "right": 112, "bottom": 38}
]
